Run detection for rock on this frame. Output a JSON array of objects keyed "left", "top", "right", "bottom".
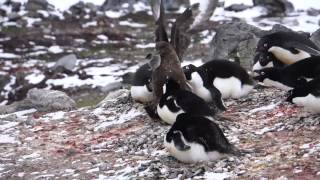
[
  {"left": 0, "top": 88, "right": 76, "bottom": 114},
  {"left": 25, "top": 0, "right": 53, "bottom": 11},
  {"left": 225, "top": 4, "right": 252, "bottom": 12},
  {"left": 208, "top": 23, "right": 311, "bottom": 70},
  {"left": 53, "top": 54, "right": 77, "bottom": 71},
  {"left": 311, "top": 28, "right": 320, "bottom": 48},
  {"left": 97, "top": 89, "right": 130, "bottom": 108},
  {"left": 208, "top": 21, "right": 261, "bottom": 69},
  {"left": 8, "top": 12, "right": 21, "bottom": 21},
  {"left": 253, "top": 0, "right": 294, "bottom": 16},
  {"left": 0, "top": 75, "right": 10, "bottom": 92},
  {"left": 307, "top": 8, "right": 320, "bottom": 16},
  {"left": 164, "top": 0, "right": 190, "bottom": 11},
  {"left": 101, "top": 0, "right": 135, "bottom": 11},
  {"left": 26, "top": 88, "right": 76, "bottom": 111}
]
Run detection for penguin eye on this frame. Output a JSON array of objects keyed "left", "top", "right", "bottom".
[
  {"left": 263, "top": 43, "right": 268, "bottom": 47},
  {"left": 261, "top": 71, "right": 265, "bottom": 75}
]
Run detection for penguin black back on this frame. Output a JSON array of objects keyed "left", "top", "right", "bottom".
[
  {"left": 198, "top": 59, "right": 253, "bottom": 85},
  {"left": 257, "top": 31, "right": 320, "bottom": 54},
  {"left": 166, "top": 113, "right": 236, "bottom": 154}
]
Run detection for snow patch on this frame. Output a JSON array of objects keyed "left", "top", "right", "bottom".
[
  {"left": 249, "top": 102, "right": 280, "bottom": 114},
  {"left": 48, "top": 45, "right": 63, "bottom": 54},
  {"left": 119, "top": 21, "right": 146, "bottom": 28},
  {"left": 0, "top": 134, "right": 19, "bottom": 144}
]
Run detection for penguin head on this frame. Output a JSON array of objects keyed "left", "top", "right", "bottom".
[
  {"left": 253, "top": 67, "right": 281, "bottom": 82},
  {"left": 183, "top": 64, "right": 197, "bottom": 80}
]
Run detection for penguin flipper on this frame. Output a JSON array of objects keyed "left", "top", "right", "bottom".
[
  {"left": 172, "top": 131, "right": 191, "bottom": 151},
  {"left": 284, "top": 41, "right": 320, "bottom": 56}
]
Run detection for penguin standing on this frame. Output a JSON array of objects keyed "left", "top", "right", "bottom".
[
  {"left": 184, "top": 59, "right": 254, "bottom": 100},
  {"left": 287, "top": 78, "right": 320, "bottom": 113},
  {"left": 157, "top": 79, "right": 215, "bottom": 124},
  {"left": 254, "top": 56, "right": 320, "bottom": 90},
  {"left": 164, "top": 113, "right": 240, "bottom": 163},
  {"left": 253, "top": 31, "right": 320, "bottom": 71}
]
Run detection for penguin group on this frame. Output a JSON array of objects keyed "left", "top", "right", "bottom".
[{"left": 124, "top": 0, "right": 320, "bottom": 163}]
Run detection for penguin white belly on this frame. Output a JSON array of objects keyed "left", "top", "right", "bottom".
[
  {"left": 131, "top": 85, "right": 153, "bottom": 102},
  {"left": 188, "top": 73, "right": 212, "bottom": 102},
  {"left": 164, "top": 139, "right": 225, "bottom": 163},
  {"left": 292, "top": 94, "right": 320, "bottom": 113},
  {"left": 193, "top": 86, "right": 211, "bottom": 102},
  {"left": 268, "top": 46, "right": 311, "bottom": 65},
  {"left": 262, "top": 78, "right": 293, "bottom": 91},
  {"left": 252, "top": 61, "right": 273, "bottom": 71},
  {"left": 157, "top": 104, "right": 184, "bottom": 124},
  {"left": 213, "top": 77, "right": 247, "bottom": 99}
]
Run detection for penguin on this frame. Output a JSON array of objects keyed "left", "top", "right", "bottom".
[
  {"left": 254, "top": 56, "right": 320, "bottom": 90},
  {"left": 286, "top": 78, "right": 320, "bottom": 113},
  {"left": 253, "top": 31, "right": 320, "bottom": 71},
  {"left": 184, "top": 59, "right": 254, "bottom": 100},
  {"left": 252, "top": 52, "right": 285, "bottom": 71},
  {"left": 164, "top": 113, "right": 240, "bottom": 163},
  {"left": 157, "top": 79, "right": 215, "bottom": 124},
  {"left": 127, "top": 54, "right": 154, "bottom": 103}
]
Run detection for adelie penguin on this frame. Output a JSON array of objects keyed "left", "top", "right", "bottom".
[
  {"left": 253, "top": 31, "right": 320, "bottom": 71},
  {"left": 184, "top": 59, "right": 254, "bottom": 100},
  {"left": 129, "top": 54, "right": 154, "bottom": 103},
  {"left": 157, "top": 79, "right": 215, "bottom": 124},
  {"left": 287, "top": 78, "right": 320, "bottom": 113},
  {"left": 254, "top": 56, "right": 320, "bottom": 90},
  {"left": 164, "top": 113, "right": 240, "bottom": 163}
]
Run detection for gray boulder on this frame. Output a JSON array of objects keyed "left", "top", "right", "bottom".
[
  {"left": 0, "top": 88, "right": 76, "bottom": 114},
  {"left": 53, "top": 54, "right": 77, "bottom": 71},
  {"left": 253, "top": 0, "right": 294, "bottom": 16},
  {"left": 208, "top": 21, "right": 261, "bottom": 69},
  {"left": 311, "top": 28, "right": 320, "bottom": 48},
  {"left": 208, "top": 23, "right": 310, "bottom": 70},
  {"left": 25, "top": 0, "right": 53, "bottom": 11},
  {"left": 97, "top": 89, "right": 130, "bottom": 108}
]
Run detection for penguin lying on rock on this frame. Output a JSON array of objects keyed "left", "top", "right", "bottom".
[
  {"left": 184, "top": 59, "right": 254, "bottom": 101},
  {"left": 157, "top": 79, "right": 215, "bottom": 124},
  {"left": 254, "top": 56, "right": 320, "bottom": 90},
  {"left": 253, "top": 31, "right": 320, "bottom": 71},
  {"left": 287, "top": 78, "right": 320, "bottom": 113},
  {"left": 164, "top": 113, "right": 241, "bottom": 163},
  {"left": 129, "top": 55, "right": 154, "bottom": 103}
]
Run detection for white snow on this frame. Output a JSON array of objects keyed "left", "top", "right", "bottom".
[
  {"left": 82, "top": 21, "right": 97, "bottom": 28},
  {"left": 0, "top": 122, "right": 19, "bottom": 131},
  {"left": 97, "top": 35, "right": 108, "bottom": 41},
  {"left": 48, "top": 45, "right": 63, "bottom": 54},
  {"left": 23, "top": 17, "right": 42, "bottom": 27},
  {"left": 201, "top": 172, "right": 232, "bottom": 180},
  {"left": 135, "top": 43, "right": 155, "bottom": 49},
  {"left": 47, "top": 0, "right": 105, "bottom": 11},
  {"left": 223, "top": 0, "right": 253, "bottom": 7},
  {"left": 105, "top": 11, "right": 124, "bottom": 18},
  {"left": 119, "top": 21, "right": 146, "bottom": 28},
  {"left": 25, "top": 73, "right": 45, "bottom": 84},
  {"left": 0, "top": 52, "right": 20, "bottom": 59},
  {"left": 0, "top": 134, "right": 19, "bottom": 144},
  {"left": 249, "top": 101, "right": 280, "bottom": 114},
  {"left": 94, "top": 108, "right": 141, "bottom": 131},
  {"left": 255, "top": 127, "right": 274, "bottom": 135}
]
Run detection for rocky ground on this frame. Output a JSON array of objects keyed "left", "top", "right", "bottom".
[
  {"left": 0, "top": 0, "right": 320, "bottom": 179},
  {"left": 0, "top": 86, "right": 319, "bottom": 179}
]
